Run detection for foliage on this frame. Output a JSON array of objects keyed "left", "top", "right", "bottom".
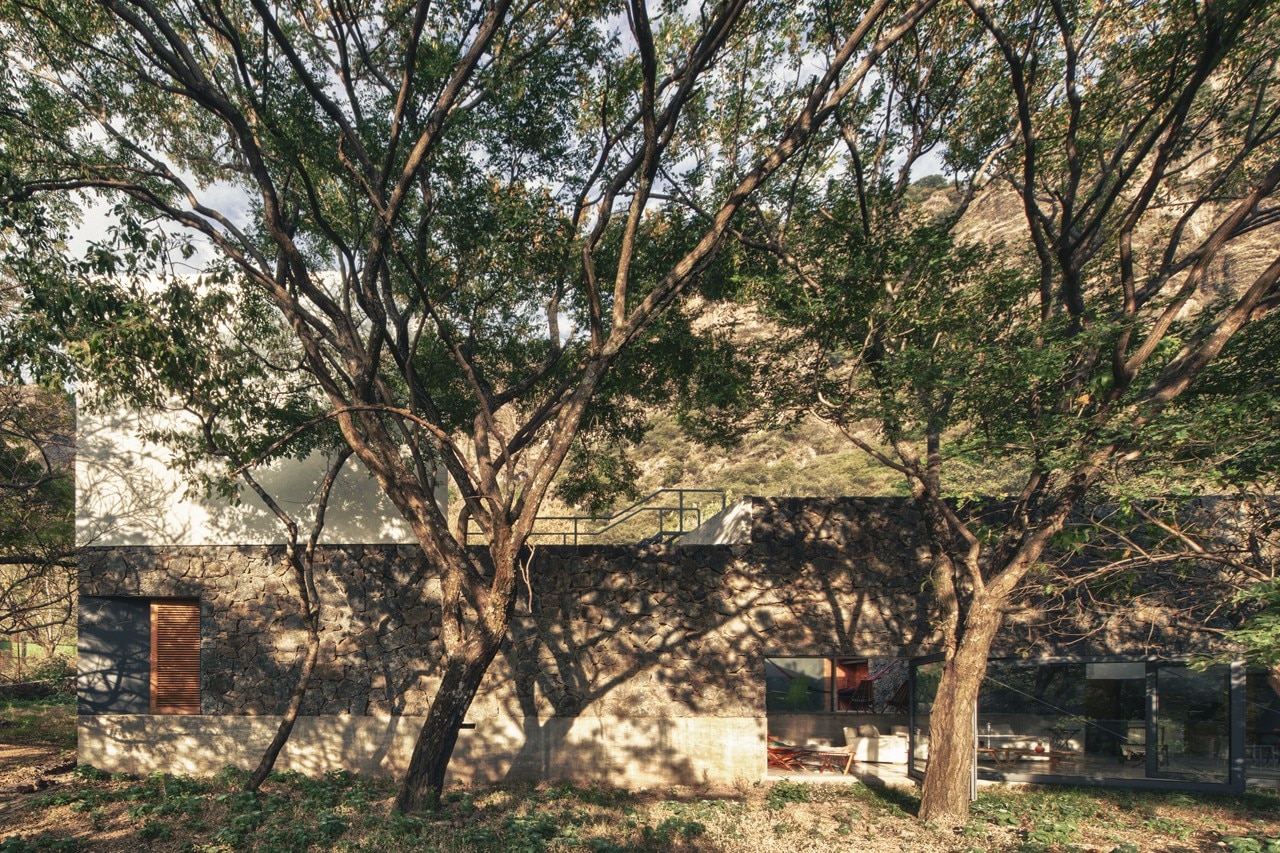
[
  {"left": 764, "top": 779, "right": 811, "bottom": 811},
  {"left": 1135, "top": 312, "right": 1280, "bottom": 670},
  {"left": 0, "top": 835, "right": 80, "bottom": 853},
  {"left": 1226, "top": 834, "right": 1280, "bottom": 853},
  {"left": 5, "top": 771, "right": 1278, "bottom": 851},
  {"left": 1228, "top": 581, "right": 1280, "bottom": 672},
  {"left": 0, "top": 695, "right": 74, "bottom": 748},
  {"left": 0, "top": 0, "right": 946, "bottom": 809},
  {"left": 28, "top": 656, "right": 74, "bottom": 687},
  {"left": 0, "top": 387, "right": 74, "bottom": 670}
]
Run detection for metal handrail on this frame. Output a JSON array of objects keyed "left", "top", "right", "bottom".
[{"left": 466, "top": 488, "right": 727, "bottom": 545}]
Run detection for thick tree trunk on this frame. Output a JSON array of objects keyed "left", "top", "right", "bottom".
[
  {"left": 393, "top": 633, "right": 506, "bottom": 813},
  {"left": 917, "top": 600, "right": 1004, "bottom": 825}
]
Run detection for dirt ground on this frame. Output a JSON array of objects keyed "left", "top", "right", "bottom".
[
  {"left": 0, "top": 743, "right": 77, "bottom": 793},
  {"left": 0, "top": 744, "right": 81, "bottom": 844}
]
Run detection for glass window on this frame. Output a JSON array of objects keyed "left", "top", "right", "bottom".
[
  {"left": 910, "top": 658, "right": 942, "bottom": 779},
  {"left": 1246, "top": 670, "right": 1280, "bottom": 783},
  {"left": 765, "top": 657, "right": 906, "bottom": 714},
  {"left": 765, "top": 657, "right": 827, "bottom": 712},
  {"left": 975, "top": 658, "right": 1235, "bottom": 788},
  {"left": 766, "top": 656, "right": 912, "bottom": 767}
]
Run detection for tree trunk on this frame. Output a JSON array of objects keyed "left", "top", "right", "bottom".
[
  {"left": 917, "top": 600, "right": 1004, "bottom": 825},
  {"left": 245, "top": 628, "right": 321, "bottom": 791},
  {"left": 393, "top": 634, "right": 506, "bottom": 813}
]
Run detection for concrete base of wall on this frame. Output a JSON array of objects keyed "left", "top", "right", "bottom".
[{"left": 78, "top": 714, "right": 767, "bottom": 789}]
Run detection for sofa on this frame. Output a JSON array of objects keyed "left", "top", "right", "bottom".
[{"left": 842, "top": 724, "right": 910, "bottom": 764}]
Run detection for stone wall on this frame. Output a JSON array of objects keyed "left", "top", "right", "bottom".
[
  {"left": 79, "top": 544, "right": 443, "bottom": 716},
  {"left": 76, "top": 496, "right": 1236, "bottom": 784},
  {"left": 78, "top": 498, "right": 953, "bottom": 720}
]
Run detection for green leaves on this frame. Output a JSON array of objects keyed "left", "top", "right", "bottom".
[
  {"left": 1227, "top": 580, "right": 1280, "bottom": 672},
  {"left": 0, "top": 386, "right": 74, "bottom": 646}
]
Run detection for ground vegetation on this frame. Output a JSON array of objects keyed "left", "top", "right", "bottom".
[{"left": 0, "top": 388, "right": 74, "bottom": 682}]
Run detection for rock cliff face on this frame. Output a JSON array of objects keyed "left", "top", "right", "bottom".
[
  {"left": 78, "top": 497, "right": 1233, "bottom": 720},
  {"left": 950, "top": 182, "right": 1280, "bottom": 308}
]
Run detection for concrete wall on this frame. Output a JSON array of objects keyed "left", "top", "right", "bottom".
[
  {"left": 76, "top": 408, "right": 432, "bottom": 547},
  {"left": 78, "top": 714, "right": 765, "bottom": 787},
  {"left": 76, "top": 497, "right": 1237, "bottom": 786}
]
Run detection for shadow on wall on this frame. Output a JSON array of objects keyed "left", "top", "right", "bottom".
[
  {"left": 81, "top": 544, "right": 443, "bottom": 722},
  {"left": 76, "top": 412, "right": 196, "bottom": 547},
  {"left": 78, "top": 714, "right": 437, "bottom": 779},
  {"left": 484, "top": 545, "right": 763, "bottom": 787},
  {"left": 79, "top": 498, "right": 947, "bottom": 787},
  {"left": 753, "top": 498, "right": 939, "bottom": 657},
  {"left": 79, "top": 597, "right": 151, "bottom": 715},
  {"left": 77, "top": 712, "right": 739, "bottom": 788},
  {"left": 321, "top": 543, "right": 775, "bottom": 786},
  {"left": 77, "top": 409, "right": 417, "bottom": 547},
  {"left": 469, "top": 514, "right": 941, "bottom": 787}
]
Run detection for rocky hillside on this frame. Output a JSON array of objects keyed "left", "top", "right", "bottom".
[{"left": 537, "top": 176, "right": 1280, "bottom": 543}]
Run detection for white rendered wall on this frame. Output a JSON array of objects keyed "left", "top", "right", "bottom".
[
  {"left": 77, "top": 407, "right": 428, "bottom": 547},
  {"left": 676, "top": 498, "right": 753, "bottom": 545}
]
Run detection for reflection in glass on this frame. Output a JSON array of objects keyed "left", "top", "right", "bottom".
[
  {"left": 765, "top": 657, "right": 826, "bottom": 712},
  {"left": 974, "top": 659, "right": 1234, "bottom": 788},
  {"left": 1246, "top": 671, "right": 1280, "bottom": 783},
  {"left": 1154, "top": 665, "right": 1230, "bottom": 783},
  {"left": 910, "top": 659, "right": 942, "bottom": 778}
]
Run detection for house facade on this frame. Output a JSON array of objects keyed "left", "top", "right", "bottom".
[
  {"left": 76, "top": 409, "right": 1276, "bottom": 790},
  {"left": 78, "top": 496, "right": 944, "bottom": 785}
]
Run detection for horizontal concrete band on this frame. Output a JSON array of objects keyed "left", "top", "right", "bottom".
[{"left": 78, "top": 714, "right": 767, "bottom": 788}]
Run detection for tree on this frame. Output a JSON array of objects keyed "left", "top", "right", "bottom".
[
  {"left": 1129, "top": 311, "right": 1280, "bottom": 687},
  {"left": 0, "top": 385, "right": 75, "bottom": 679},
  {"left": 0, "top": 189, "right": 76, "bottom": 681},
  {"left": 0, "top": 0, "right": 945, "bottom": 810},
  {"left": 726, "top": 0, "right": 1280, "bottom": 823}
]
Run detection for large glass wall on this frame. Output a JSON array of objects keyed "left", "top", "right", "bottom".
[
  {"left": 1246, "top": 670, "right": 1280, "bottom": 785},
  {"left": 1153, "top": 664, "right": 1231, "bottom": 783},
  {"left": 765, "top": 656, "right": 912, "bottom": 763},
  {"left": 973, "top": 658, "right": 1240, "bottom": 790}
]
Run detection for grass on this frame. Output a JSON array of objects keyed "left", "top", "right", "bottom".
[
  {"left": 0, "top": 695, "right": 75, "bottom": 750},
  {"left": 1, "top": 768, "right": 1277, "bottom": 852},
  {"left": 967, "top": 786, "right": 1280, "bottom": 853},
  {"left": 2, "top": 696, "right": 1276, "bottom": 849}
]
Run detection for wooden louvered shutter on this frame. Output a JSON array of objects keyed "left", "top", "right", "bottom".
[{"left": 151, "top": 600, "right": 201, "bottom": 714}]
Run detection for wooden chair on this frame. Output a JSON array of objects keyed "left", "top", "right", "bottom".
[
  {"left": 883, "top": 680, "right": 910, "bottom": 715},
  {"left": 779, "top": 675, "right": 815, "bottom": 710},
  {"left": 839, "top": 679, "right": 875, "bottom": 712},
  {"left": 767, "top": 735, "right": 806, "bottom": 771}
]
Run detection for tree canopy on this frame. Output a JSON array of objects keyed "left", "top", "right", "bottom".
[
  {"left": 0, "top": 0, "right": 945, "bottom": 809},
  {"left": 714, "top": 0, "right": 1280, "bottom": 821}
]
